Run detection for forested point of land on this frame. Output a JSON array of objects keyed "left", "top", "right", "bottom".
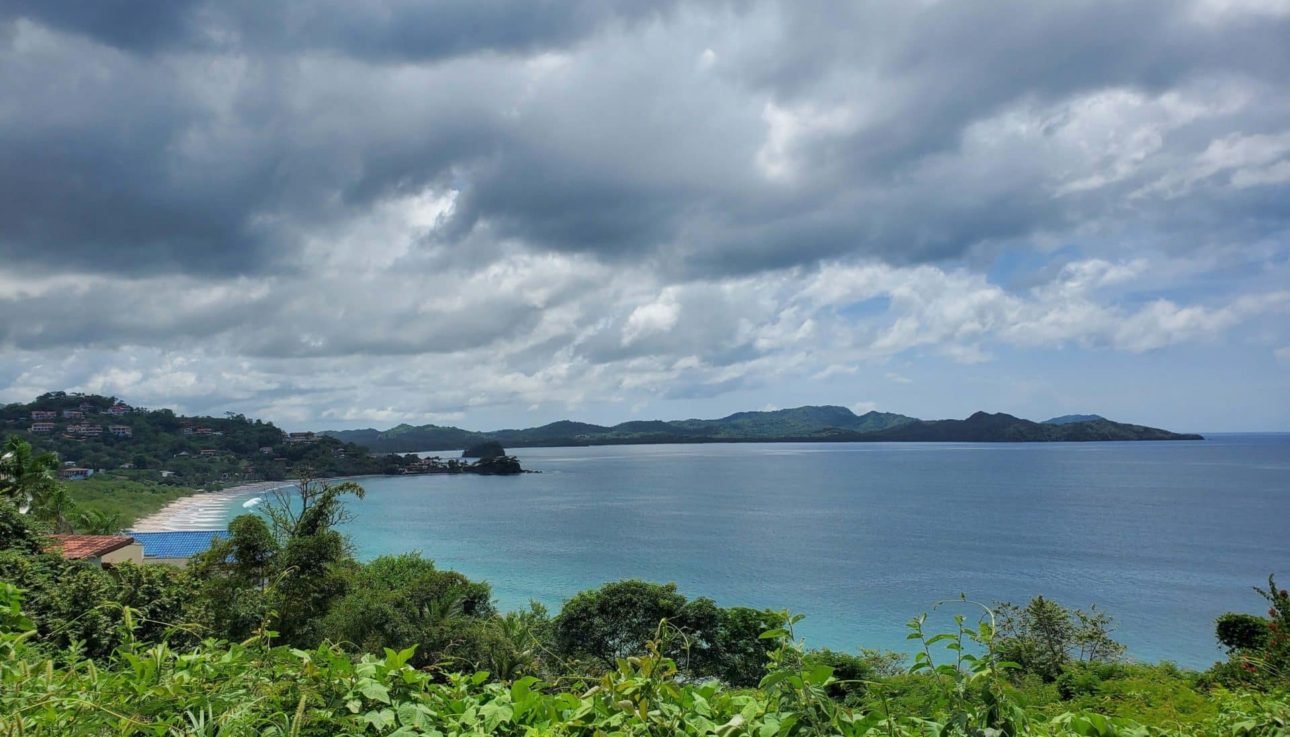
[{"left": 3, "top": 393, "right": 524, "bottom": 529}]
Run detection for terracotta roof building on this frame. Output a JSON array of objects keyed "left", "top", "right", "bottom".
[{"left": 47, "top": 535, "right": 143, "bottom": 567}]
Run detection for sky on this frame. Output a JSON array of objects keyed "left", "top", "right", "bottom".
[{"left": 1, "top": 1, "right": 1289, "bottom": 433}]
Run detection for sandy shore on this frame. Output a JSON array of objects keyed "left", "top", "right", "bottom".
[{"left": 129, "top": 481, "right": 296, "bottom": 532}]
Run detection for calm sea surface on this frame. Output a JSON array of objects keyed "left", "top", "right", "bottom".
[{"left": 220, "top": 435, "right": 1290, "bottom": 667}]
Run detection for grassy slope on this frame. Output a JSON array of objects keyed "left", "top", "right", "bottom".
[{"left": 64, "top": 475, "right": 194, "bottom": 528}]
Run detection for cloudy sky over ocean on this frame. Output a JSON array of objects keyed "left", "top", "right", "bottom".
[{"left": 2, "top": 1, "right": 1289, "bottom": 431}]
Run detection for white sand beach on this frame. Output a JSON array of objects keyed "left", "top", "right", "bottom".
[{"left": 130, "top": 481, "right": 296, "bottom": 532}]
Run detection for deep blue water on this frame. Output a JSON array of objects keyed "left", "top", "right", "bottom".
[{"left": 221, "top": 435, "right": 1290, "bottom": 667}]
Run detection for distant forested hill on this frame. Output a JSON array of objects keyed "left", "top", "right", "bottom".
[
  {"left": 1, "top": 392, "right": 407, "bottom": 489},
  {"left": 863, "top": 411, "right": 1201, "bottom": 442},
  {"left": 325, "top": 405, "right": 916, "bottom": 451},
  {"left": 1043, "top": 414, "right": 1107, "bottom": 425},
  {"left": 323, "top": 405, "right": 1200, "bottom": 452}
]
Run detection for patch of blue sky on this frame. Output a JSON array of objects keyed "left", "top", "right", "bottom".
[
  {"left": 837, "top": 296, "right": 890, "bottom": 319},
  {"left": 986, "top": 244, "right": 1084, "bottom": 291}
]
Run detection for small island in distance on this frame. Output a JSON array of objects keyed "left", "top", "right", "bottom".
[{"left": 325, "top": 406, "right": 1203, "bottom": 453}]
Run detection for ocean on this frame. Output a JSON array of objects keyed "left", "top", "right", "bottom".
[{"left": 219, "top": 434, "right": 1290, "bottom": 667}]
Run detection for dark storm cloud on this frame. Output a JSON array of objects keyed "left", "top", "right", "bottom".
[
  {"left": 2, "top": 0, "right": 701, "bottom": 59},
  {"left": 2, "top": 0, "right": 1289, "bottom": 283},
  {"left": 1, "top": 0, "right": 202, "bottom": 53}
]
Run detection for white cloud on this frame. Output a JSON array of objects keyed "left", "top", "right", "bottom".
[
  {"left": 850, "top": 400, "right": 878, "bottom": 414},
  {"left": 1139, "top": 130, "right": 1290, "bottom": 198},
  {"left": 7, "top": 249, "right": 1283, "bottom": 428},
  {"left": 756, "top": 100, "right": 856, "bottom": 182},
  {"left": 621, "top": 293, "right": 682, "bottom": 345}
]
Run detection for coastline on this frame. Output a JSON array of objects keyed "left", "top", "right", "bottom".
[
  {"left": 128, "top": 475, "right": 382, "bottom": 532},
  {"left": 129, "top": 480, "right": 295, "bottom": 532}
]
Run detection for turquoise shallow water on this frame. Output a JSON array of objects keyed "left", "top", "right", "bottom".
[{"left": 219, "top": 435, "right": 1290, "bottom": 668}]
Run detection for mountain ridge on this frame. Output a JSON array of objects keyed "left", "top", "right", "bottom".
[
  {"left": 322, "top": 405, "right": 1202, "bottom": 452},
  {"left": 1043, "top": 414, "right": 1107, "bottom": 425}
]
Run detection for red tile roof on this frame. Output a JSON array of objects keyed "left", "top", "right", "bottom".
[{"left": 48, "top": 535, "right": 136, "bottom": 560}]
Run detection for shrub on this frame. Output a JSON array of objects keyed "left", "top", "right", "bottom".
[
  {"left": 1217, "top": 612, "right": 1270, "bottom": 653},
  {"left": 995, "top": 596, "right": 1125, "bottom": 681}
]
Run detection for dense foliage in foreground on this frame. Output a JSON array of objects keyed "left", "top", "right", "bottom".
[
  {"left": 3, "top": 585, "right": 1290, "bottom": 737},
  {"left": 3, "top": 468, "right": 1288, "bottom": 735}
]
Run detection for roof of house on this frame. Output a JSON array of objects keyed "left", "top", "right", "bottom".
[
  {"left": 48, "top": 535, "right": 137, "bottom": 560},
  {"left": 129, "top": 530, "right": 228, "bottom": 559}
]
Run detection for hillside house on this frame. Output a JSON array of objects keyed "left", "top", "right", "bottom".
[
  {"left": 62, "top": 409, "right": 83, "bottom": 419},
  {"left": 285, "top": 432, "right": 316, "bottom": 443},
  {"left": 60, "top": 467, "right": 93, "bottom": 481},
  {"left": 48, "top": 535, "right": 143, "bottom": 567},
  {"left": 108, "top": 425, "right": 133, "bottom": 438},
  {"left": 29, "top": 422, "right": 56, "bottom": 433},
  {"left": 181, "top": 427, "right": 195, "bottom": 435},
  {"left": 68, "top": 424, "right": 103, "bottom": 437},
  {"left": 198, "top": 448, "right": 219, "bottom": 456},
  {"left": 107, "top": 403, "right": 132, "bottom": 415},
  {"left": 31, "top": 410, "right": 57, "bottom": 421}
]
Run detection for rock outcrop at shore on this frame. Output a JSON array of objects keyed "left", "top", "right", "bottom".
[{"left": 401, "top": 452, "right": 524, "bottom": 476}]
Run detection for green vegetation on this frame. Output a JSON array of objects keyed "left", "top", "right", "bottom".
[
  {"left": 2, "top": 476, "right": 1288, "bottom": 736},
  {"left": 1213, "top": 576, "right": 1290, "bottom": 689},
  {"left": 994, "top": 596, "right": 1126, "bottom": 682},
  {"left": 4, "top": 434, "right": 193, "bottom": 532},
  {"left": 0, "top": 435, "right": 60, "bottom": 513},
  {"left": 2, "top": 389, "right": 509, "bottom": 533},
  {"left": 1, "top": 392, "right": 421, "bottom": 492},
  {"left": 64, "top": 475, "right": 193, "bottom": 529}
]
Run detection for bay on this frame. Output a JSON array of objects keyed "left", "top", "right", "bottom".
[{"left": 221, "top": 434, "right": 1290, "bottom": 668}]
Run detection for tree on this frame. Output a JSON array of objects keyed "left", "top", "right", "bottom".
[
  {"left": 1216, "top": 613, "right": 1270, "bottom": 654},
  {"left": 189, "top": 516, "right": 280, "bottom": 643},
  {"left": 994, "top": 596, "right": 1125, "bottom": 681},
  {"left": 225, "top": 514, "right": 279, "bottom": 581},
  {"left": 260, "top": 475, "right": 365, "bottom": 541},
  {"left": 481, "top": 602, "right": 552, "bottom": 681},
  {"left": 0, "top": 550, "right": 197, "bottom": 660},
  {"left": 551, "top": 579, "right": 733, "bottom": 676},
  {"left": 189, "top": 480, "right": 363, "bottom": 646},
  {"left": 0, "top": 436, "right": 60, "bottom": 514},
  {"left": 554, "top": 580, "right": 690, "bottom": 667},
  {"left": 711, "top": 607, "right": 784, "bottom": 686},
  {"left": 29, "top": 484, "right": 76, "bottom": 533},
  {"left": 319, "top": 553, "right": 494, "bottom": 668},
  {"left": 75, "top": 510, "right": 123, "bottom": 535},
  {"left": 0, "top": 500, "right": 44, "bottom": 554}
]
